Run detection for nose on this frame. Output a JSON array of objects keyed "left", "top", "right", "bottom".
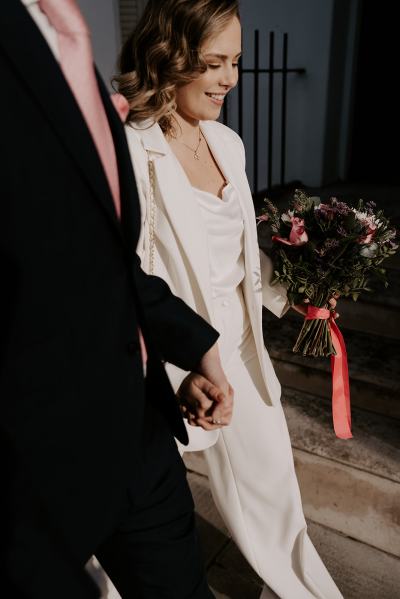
[{"left": 220, "top": 64, "right": 238, "bottom": 89}]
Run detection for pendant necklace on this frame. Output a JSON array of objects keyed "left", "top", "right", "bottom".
[{"left": 178, "top": 128, "right": 202, "bottom": 160}]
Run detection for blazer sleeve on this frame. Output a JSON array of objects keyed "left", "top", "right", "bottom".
[
  {"left": 132, "top": 253, "right": 219, "bottom": 372},
  {"left": 259, "top": 249, "right": 289, "bottom": 318}
]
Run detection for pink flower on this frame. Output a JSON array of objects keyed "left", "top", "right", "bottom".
[
  {"left": 272, "top": 216, "right": 308, "bottom": 246},
  {"left": 358, "top": 221, "right": 377, "bottom": 245},
  {"left": 289, "top": 216, "right": 308, "bottom": 245}
]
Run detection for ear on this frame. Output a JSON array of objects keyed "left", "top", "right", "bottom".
[{"left": 111, "top": 93, "right": 130, "bottom": 123}]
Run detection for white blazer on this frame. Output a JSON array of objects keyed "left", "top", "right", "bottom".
[{"left": 126, "top": 119, "right": 288, "bottom": 450}]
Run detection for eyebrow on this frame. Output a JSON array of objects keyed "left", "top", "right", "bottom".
[{"left": 204, "top": 52, "right": 242, "bottom": 60}]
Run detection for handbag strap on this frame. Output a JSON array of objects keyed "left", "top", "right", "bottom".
[{"left": 147, "top": 157, "right": 156, "bottom": 275}]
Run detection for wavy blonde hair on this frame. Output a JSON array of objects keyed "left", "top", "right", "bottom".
[{"left": 115, "top": 0, "right": 240, "bottom": 135}]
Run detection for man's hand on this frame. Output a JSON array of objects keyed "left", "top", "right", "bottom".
[
  {"left": 196, "top": 342, "right": 232, "bottom": 397},
  {"left": 177, "top": 372, "right": 234, "bottom": 431}
]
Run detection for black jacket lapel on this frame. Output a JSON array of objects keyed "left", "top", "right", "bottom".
[
  {"left": 97, "top": 76, "right": 142, "bottom": 253},
  {"left": 0, "top": 0, "right": 121, "bottom": 237}
]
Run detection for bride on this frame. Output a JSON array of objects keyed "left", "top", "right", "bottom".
[{"left": 116, "top": 0, "right": 343, "bottom": 597}]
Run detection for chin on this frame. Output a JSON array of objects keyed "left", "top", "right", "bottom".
[{"left": 199, "top": 107, "right": 222, "bottom": 122}]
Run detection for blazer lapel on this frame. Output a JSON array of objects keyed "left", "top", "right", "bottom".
[
  {"left": 0, "top": 1, "right": 121, "bottom": 237},
  {"left": 139, "top": 123, "right": 214, "bottom": 319},
  {"left": 97, "top": 76, "right": 142, "bottom": 249},
  {"left": 200, "top": 121, "right": 256, "bottom": 227},
  {"left": 201, "top": 121, "right": 261, "bottom": 287}
]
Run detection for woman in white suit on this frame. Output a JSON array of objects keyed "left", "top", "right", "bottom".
[{"left": 117, "top": 1, "right": 342, "bottom": 597}]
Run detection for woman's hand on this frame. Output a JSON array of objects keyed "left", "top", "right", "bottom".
[
  {"left": 177, "top": 372, "right": 234, "bottom": 431},
  {"left": 292, "top": 293, "right": 340, "bottom": 318}
]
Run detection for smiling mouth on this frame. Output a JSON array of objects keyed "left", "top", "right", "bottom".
[{"left": 205, "top": 92, "right": 226, "bottom": 105}]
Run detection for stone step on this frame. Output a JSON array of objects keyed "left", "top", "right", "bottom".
[
  {"left": 283, "top": 388, "right": 400, "bottom": 556},
  {"left": 357, "top": 266, "right": 400, "bottom": 308},
  {"left": 184, "top": 389, "right": 400, "bottom": 557},
  {"left": 336, "top": 295, "right": 400, "bottom": 340},
  {"left": 320, "top": 265, "right": 400, "bottom": 338},
  {"left": 186, "top": 470, "right": 400, "bottom": 599},
  {"left": 263, "top": 309, "right": 400, "bottom": 418}
]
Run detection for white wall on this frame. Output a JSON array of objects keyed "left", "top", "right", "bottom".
[
  {"left": 237, "top": 0, "right": 329, "bottom": 189},
  {"left": 78, "top": 0, "right": 121, "bottom": 90},
  {"left": 234, "top": 0, "right": 360, "bottom": 189}
]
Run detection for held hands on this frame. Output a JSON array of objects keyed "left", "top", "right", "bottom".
[
  {"left": 177, "top": 341, "right": 234, "bottom": 430},
  {"left": 177, "top": 373, "right": 234, "bottom": 430}
]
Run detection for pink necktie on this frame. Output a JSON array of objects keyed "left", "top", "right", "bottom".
[
  {"left": 39, "top": 0, "right": 147, "bottom": 366},
  {"left": 39, "top": 0, "right": 121, "bottom": 218}
]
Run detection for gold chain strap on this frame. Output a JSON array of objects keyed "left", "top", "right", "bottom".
[{"left": 147, "top": 158, "right": 156, "bottom": 275}]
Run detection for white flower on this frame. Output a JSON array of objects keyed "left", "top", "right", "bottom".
[
  {"left": 352, "top": 209, "right": 382, "bottom": 228},
  {"left": 360, "top": 242, "right": 378, "bottom": 258},
  {"left": 281, "top": 210, "right": 294, "bottom": 223}
]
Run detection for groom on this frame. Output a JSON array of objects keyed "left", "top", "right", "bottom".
[{"left": 0, "top": 1, "right": 232, "bottom": 597}]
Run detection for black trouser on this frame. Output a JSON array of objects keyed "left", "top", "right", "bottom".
[{"left": 95, "top": 402, "right": 213, "bottom": 599}]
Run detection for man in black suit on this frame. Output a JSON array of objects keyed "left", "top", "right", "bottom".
[{"left": 0, "top": 1, "right": 232, "bottom": 597}]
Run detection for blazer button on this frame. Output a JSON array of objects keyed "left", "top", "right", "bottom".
[{"left": 127, "top": 340, "right": 140, "bottom": 354}]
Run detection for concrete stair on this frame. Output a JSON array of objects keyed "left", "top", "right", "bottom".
[
  {"left": 281, "top": 388, "right": 400, "bottom": 556},
  {"left": 183, "top": 382, "right": 400, "bottom": 563},
  {"left": 330, "top": 263, "right": 400, "bottom": 340},
  {"left": 263, "top": 309, "right": 400, "bottom": 419},
  {"left": 183, "top": 467, "right": 400, "bottom": 599}
]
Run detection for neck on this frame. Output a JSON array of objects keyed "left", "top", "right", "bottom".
[{"left": 170, "top": 110, "right": 200, "bottom": 142}]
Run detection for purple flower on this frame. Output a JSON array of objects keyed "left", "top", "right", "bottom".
[
  {"left": 315, "top": 204, "right": 336, "bottom": 220},
  {"left": 324, "top": 239, "right": 340, "bottom": 251},
  {"left": 329, "top": 197, "right": 351, "bottom": 215}
]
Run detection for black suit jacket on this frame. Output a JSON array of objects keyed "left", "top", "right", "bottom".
[{"left": 0, "top": 1, "right": 218, "bottom": 593}]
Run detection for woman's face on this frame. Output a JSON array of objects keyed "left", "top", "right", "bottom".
[{"left": 175, "top": 16, "right": 241, "bottom": 123}]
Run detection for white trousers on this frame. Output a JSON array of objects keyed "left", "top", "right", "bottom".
[{"left": 197, "top": 289, "right": 343, "bottom": 599}]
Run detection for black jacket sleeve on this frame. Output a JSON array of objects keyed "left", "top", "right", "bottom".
[{"left": 132, "top": 254, "right": 219, "bottom": 372}]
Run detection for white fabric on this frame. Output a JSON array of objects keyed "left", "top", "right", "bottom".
[
  {"left": 20, "top": 0, "right": 60, "bottom": 59},
  {"left": 127, "top": 119, "right": 286, "bottom": 427},
  {"left": 126, "top": 119, "right": 343, "bottom": 598},
  {"left": 193, "top": 183, "right": 245, "bottom": 299},
  {"left": 207, "top": 290, "right": 341, "bottom": 599}
]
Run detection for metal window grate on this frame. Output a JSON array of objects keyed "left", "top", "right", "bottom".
[
  {"left": 222, "top": 31, "right": 305, "bottom": 196},
  {"left": 119, "top": 0, "right": 143, "bottom": 43}
]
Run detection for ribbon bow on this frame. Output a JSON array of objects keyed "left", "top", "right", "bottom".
[{"left": 306, "top": 306, "right": 352, "bottom": 439}]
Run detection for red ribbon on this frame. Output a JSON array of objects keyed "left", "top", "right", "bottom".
[{"left": 305, "top": 306, "right": 352, "bottom": 439}]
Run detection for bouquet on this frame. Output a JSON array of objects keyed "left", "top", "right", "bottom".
[{"left": 258, "top": 190, "right": 398, "bottom": 438}]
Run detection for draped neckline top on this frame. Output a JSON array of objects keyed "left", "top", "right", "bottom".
[{"left": 192, "top": 183, "right": 245, "bottom": 299}]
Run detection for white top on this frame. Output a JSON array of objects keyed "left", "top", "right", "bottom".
[{"left": 193, "top": 183, "right": 245, "bottom": 299}]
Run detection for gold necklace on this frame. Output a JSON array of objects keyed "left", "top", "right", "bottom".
[{"left": 177, "top": 129, "right": 202, "bottom": 160}]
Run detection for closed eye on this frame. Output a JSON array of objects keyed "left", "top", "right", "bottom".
[{"left": 207, "top": 63, "right": 239, "bottom": 69}]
